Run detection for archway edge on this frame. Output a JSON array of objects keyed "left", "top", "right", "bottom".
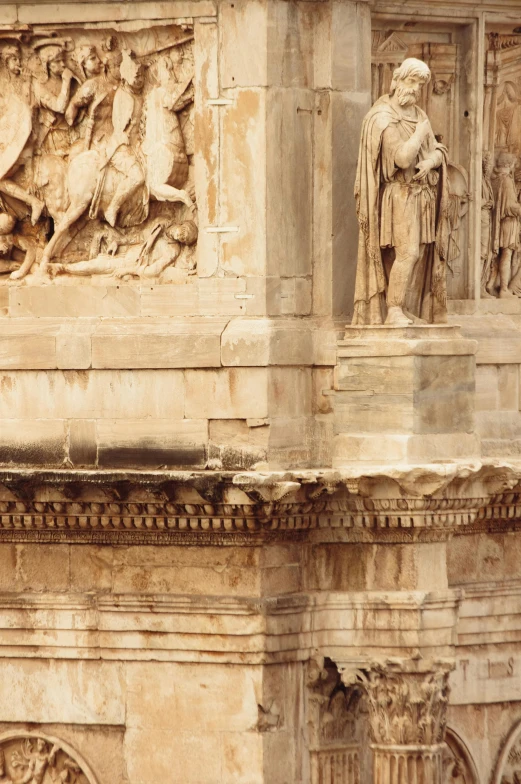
[
  {"left": 446, "top": 725, "right": 481, "bottom": 784},
  {"left": 490, "top": 717, "right": 521, "bottom": 784}
]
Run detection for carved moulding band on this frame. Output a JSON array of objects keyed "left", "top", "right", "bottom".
[
  {"left": 0, "top": 466, "right": 520, "bottom": 544},
  {"left": 0, "top": 731, "right": 98, "bottom": 784}
]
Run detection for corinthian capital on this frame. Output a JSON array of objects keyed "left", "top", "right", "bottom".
[{"left": 341, "top": 659, "right": 453, "bottom": 747}]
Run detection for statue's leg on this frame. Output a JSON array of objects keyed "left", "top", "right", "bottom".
[
  {"left": 499, "top": 248, "right": 516, "bottom": 297},
  {"left": 0, "top": 180, "right": 44, "bottom": 226},
  {"left": 385, "top": 242, "right": 419, "bottom": 326},
  {"left": 105, "top": 152, "right": 145, "bottom": 229}
]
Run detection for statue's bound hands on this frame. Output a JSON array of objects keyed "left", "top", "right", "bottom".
[{"left": 413, "top": 158, "right": 434, "bottom": 181}]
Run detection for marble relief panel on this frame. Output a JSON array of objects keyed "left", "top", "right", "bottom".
[{"left": 0, "top": 24, "right": 197, "bottom": 285}]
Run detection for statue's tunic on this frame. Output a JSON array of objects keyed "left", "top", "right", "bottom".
[
  {"left": 493, "top": 171, "right": 520, "bottom": 253},
  {"left": 352, "top": 95, "right": 450, "bottom": 325}
]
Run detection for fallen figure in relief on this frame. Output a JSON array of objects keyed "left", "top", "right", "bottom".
[{"left": 52, "top": 218, "right": 198, "bottom": 279}]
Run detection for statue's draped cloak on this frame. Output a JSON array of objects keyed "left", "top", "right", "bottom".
[{"left": 352, "top": 95, "right": 451, "bottom": 325}]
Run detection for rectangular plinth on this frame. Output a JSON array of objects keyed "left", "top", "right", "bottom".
[{"left": 333, "top": 325, "right": 479, "bottom": 465}]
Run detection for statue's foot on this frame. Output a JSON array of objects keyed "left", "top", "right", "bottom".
[
  {"left": 481, "top": 286, "right": 495, "bottom": 299},
  {"left": 500, "top": 287, "right": 516, "bottom": 298},
  {"left": 385, "top": 306, "right": 413, "bottom": 326},
  {"left": 30, "top": 197, "right": 44, "bottom": 226}
]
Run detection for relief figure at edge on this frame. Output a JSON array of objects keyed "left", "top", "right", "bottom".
[{"left": 352, "top": 57, "right": 452, "bottom": 326}]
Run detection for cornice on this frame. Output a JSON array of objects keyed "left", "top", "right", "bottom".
[{"left": 0, "top": 463, "right": 520, "bottom": 544}]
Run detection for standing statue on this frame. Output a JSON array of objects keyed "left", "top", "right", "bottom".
[
  {"left": 352, "top": 57, "right": 452, "bottom": 326},
  {"left": 491, "top": 151, "right": 521, "bottom": 298},
  {"left": 481, "top": 151, "right": 495, "bottom": 297}
]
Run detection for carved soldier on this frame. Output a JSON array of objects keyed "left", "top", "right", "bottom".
[
  {"left": 481, "top": 151, "right": 495, "bottom": 297},
  {"left": 32, "top": 41, "right": 78, "bottom": 222},
  {"left": 352, "top": 57, "right": 452, "bottom": 325},
  {"left": 65, "top": 44, "right": 116, "bottom": 153},
  {"left": 0, "top": 43, "right": 44, "bottom": 226},
  {"left": 33, "top": 42, "right": 76, "bottom": 154},
  {"left": 143, "top": 52, "right": 194, "bottom": 207},
  {"left": 491, "top": 151, "right": 521, "bottom": 298}
]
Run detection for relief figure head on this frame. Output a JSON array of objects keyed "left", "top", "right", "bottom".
[
  {"left": 167, "top": 220, "right": 198, "bottom": 245},
  {"left": 390, "top": 57, "right": 431, "bottom": 107},
  {"left": 496, "top": 150, "right": 517, "bottom": 173},
  {"left": 1, "top": 43, "right": 21, "bottom": 76},
  {"left": 38, "top": 44, "right": 66, "bottom": 77},
  {"left": 120, "top": 50, "right": 146, "bottom": 93},
  {"left": 76, "top": 45, "right": 102, "bottom": 79}
]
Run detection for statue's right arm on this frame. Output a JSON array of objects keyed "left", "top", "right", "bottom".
[{"left": 65, "top": 83, "right": 92, "bottom": 126}]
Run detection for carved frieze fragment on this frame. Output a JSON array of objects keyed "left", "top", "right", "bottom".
[
  {"left": 0, "top": 734, "right": 96, "bottom": 784},
  {"left": 0, "top": 24, "right": 197, "bottom": 284}
]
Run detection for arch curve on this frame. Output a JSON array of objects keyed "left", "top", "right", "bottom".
[
  {"left": 444, "top": 726, "right": 480, "bottom": 784},
  {"left": 0, "top": 730, "right": 99, "bottom": 784},
  {"left": 492, "top": 718, "right": 521, "bottom": 784}
]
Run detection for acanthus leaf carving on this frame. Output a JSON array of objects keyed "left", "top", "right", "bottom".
[{"left": 341, "top": 659, "right": 453, "bottom": 747}]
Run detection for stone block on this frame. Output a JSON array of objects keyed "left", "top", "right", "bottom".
[
  {"left": 0, "top": 419, "right": 66, "bottom": 465},
  {"left": 334, "top": 326, "right": 478, "bottom": 463},
  {"left": 413, "top": 355, "right": 475, "bottom": 434},
  {"left": 18, "top": 1, "right": 216, "bottom": 24},
  {"left": 220, "top": 0, "right": 268, "bottom": 88},
  {"left": 0, "top": 660, "right": 124, "bottom": 724},
  {"left": 113, "top": 562, "right": 260, "bottom": 596},
  {"left": 0, "top": 370, "right": 185, "bottom": 420},
  {"left": 140, "top": 283, "right": 199, "bottom": 317},
  {"left": 56, "top": 332, "right": 91, "bottom": 370},
  {"left": 69, "top": 419, "right": 97, "bottom": 467},
  {"left": 0, "top": 288, "right": 8, "bottom": 316},
  {"left": 194, "top": 17, "right": 220, "bottom": 278},
  {"left": 222, "top": 733, "right": 264, "bottom": 784},
  {"left": 334, "top": 392, "right": 414, "bottom": 434},
  {"left": 268, "top": 368, "right": 312, "bottom": 417},
  {"left": 267, "top": 88, "right": 313, "bottom": 279},
  {"left": 185, "top": 368, "right": 268, "bottom": 419},
  {"left": 221, "top": 318, "right": 312, "bottom": 366},
  {"left": 333, "top": 433, "right": 409, "bottom": 464},
  {"left": 406, "top": 433, "right": 481, "bottom": 463},
  {"left": 198, "top": 278, "right": 247, "bottom": 315},
  {"left": 313, "top": 368, "right": 334, "bottom": 414},
  {"left": 10, "top": 285, "right": 140, "bottom": 318},
  {"left": 475, "top": 365, "right": 499, "bottom": 411},
  {"left": 13, "top": 543, "right": 69, "bottom": 591},
  {"left": 70, "top": 545, "right": 113, "bottom": 592},
  {"left": 220, "top": 89, "right": 267, "bottom": 276},
  {"left": 331, "top": 1, "right": 371, "bottom": 91},
  {"left": 0, "top": 335, "right": 56, "bottom": 369},
  {"left": 498, "top": 364, "right": 519, "bottom": 409},
  {"left": 334, "top": 355, "right": 415, "bottom": 394},
  {"left": 92, "top": 319, "right": 224, "bottom": 368},
  {"left": 266, "top": 277, "right": 312, "bottom": 316},
  {"left": 97, "top": 419, "right": 208, "bottom": 469}
]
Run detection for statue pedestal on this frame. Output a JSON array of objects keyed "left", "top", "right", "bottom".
[{"left": 333, "top": 325, "right": 480, "bottom": 465}]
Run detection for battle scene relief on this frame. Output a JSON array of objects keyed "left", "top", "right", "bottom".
[
  {"left": 483, "top": 33, "right": 521, "bottom": 298},
  {"left": 0, "top": 24, "right": 197, "bottom": 285}
]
